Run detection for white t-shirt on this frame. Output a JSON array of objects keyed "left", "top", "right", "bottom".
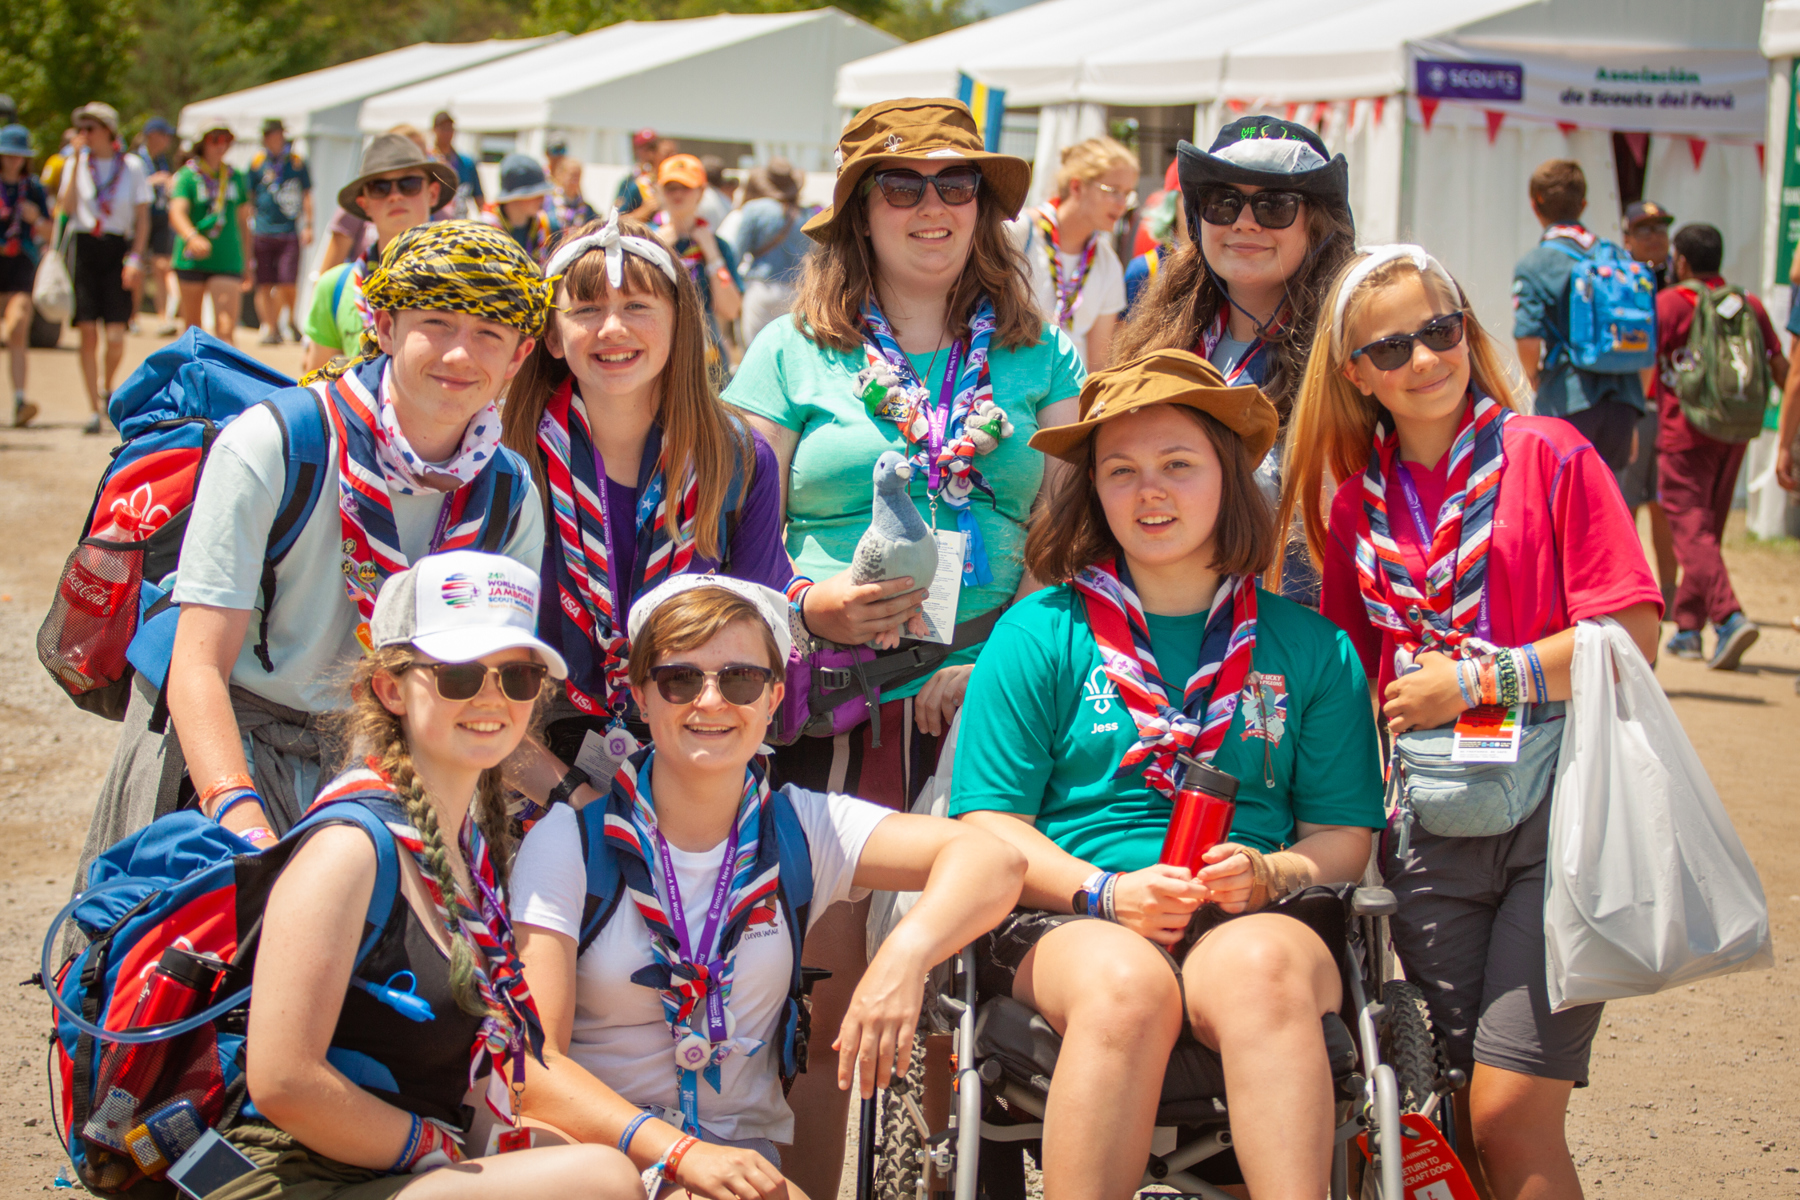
[
  {"left": 66, "top": 149, "right": 153, "bottom": 238},
  {"left": 170, "top": 401, "right": 545, "bottom": 713},
  {"left": 1010, "top": 208, "right": 1126, "bottom": 366},
  {"left": 510, "top": 786, "right": 892, "bottom": 1143}
]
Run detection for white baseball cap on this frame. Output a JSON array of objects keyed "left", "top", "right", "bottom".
[
  {"left": 626, "top": 575, "right": 793, "bottom": 665},
  {"left": 371, "top": 551, "right": 568, "bottom": 679}
]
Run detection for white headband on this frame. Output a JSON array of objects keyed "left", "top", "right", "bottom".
[
  {"left": 542, "top": 207, "right": 680, "bottom": 289},
  {"left": 1331, "top": 243, "right": 1465, "bottom": 347}
]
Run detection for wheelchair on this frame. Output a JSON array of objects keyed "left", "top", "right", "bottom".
[{"left": 852, "top": 883, "right": 1464, "bottom": 1200}]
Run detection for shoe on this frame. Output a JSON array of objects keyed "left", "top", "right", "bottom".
[
  {"left": 1708, "top": 613, "right": 1758, "bottom": 671},
  {"left": 259, "top": 328, "right": 282, "bottom": 345},
  {"left": 12, "top": 395, "right": 36, "bottom": 428},
  {"left": 82, "top": 414, "right": 102, "bottom": 436},
  {"left": 1666, "top": 630, "right": 1703, "bottom": 660},
  {"left": 154, "top": 321, "right": 178, "bottom": 337},
  {"left": 284, "top": 322, "right": 303, "bottom": 343}
]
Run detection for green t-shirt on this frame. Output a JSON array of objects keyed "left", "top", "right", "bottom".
[
  {"left": 723, "top": 317, "right": 1085, "bottom": 698},
  {"left": 950, "top": 584, "right": 1384, "bottom": 865},
  {"left": 170, "top": 164, "right": 247, "bottom": 274},
  {"left": 303, "top": 262, "right": 368, "bottom": 355}
]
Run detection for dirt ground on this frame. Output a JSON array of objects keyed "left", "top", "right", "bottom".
[{"left": 1, "top": 329, "right": 1797, "bottom": 1195}]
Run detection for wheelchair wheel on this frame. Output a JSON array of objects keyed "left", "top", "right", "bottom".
[
  {"left": 875, "top": 1032, "right": 929, "bottom": 1200},
  {"left": 1380, "top": 980, "right": 1437, "bottom": 1113}
]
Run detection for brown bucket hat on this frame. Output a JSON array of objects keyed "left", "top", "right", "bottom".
[
  {"left": 1030, "top": 349, "right": 1279, "bottom": 465},
  {"left": 337, "top": 132, "right": 459, "bottom": 214},
  {"left": 804, "top": 97, "right": 1031, "bottom": 241}
]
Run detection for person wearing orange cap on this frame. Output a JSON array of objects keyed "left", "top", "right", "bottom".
[
  {"left": 652, "top": 153, "right": 741, "bottom": 377},
  {"left": 616, "top": 129, "right": 674, "bottom": 221}
]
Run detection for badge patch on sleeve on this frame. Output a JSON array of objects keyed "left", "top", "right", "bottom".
[{"left": 1239, "top": 672, "right": 1287, "bottom": 745}]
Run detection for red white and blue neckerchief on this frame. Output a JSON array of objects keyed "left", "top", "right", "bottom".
[
  {"left": 1073, "top": 559, "right": 1258, "bottom": 798},
  {"left": 603, "top": 746, "right": 778, "bottom": 1134},
  {"left": 861, "top": 295, "right": 1001, "bottom": 586},
  {"left": 1031, "top": 203, "right": 1097, "bottom": 330},
  {"left": 538, "top": 380, "right": 700, "bottom": 720},
  {"left": 1353, "top": 391, "right": 1510, "bottom": 659},
  {"left": 87, "top": 151, "right": 126, "bottom": 220},
  {"left": 312, "top": 763, "right": 547, "bottom": 1125},
  {"left": 1540, "top": 223, "right": 1596, "bottom": 250},
  {"left": 1197, "top": 308, "right": 1282, "bottom": 388},
  {"left": 314, "top": 357, "right": 509, "bottom": 649}
]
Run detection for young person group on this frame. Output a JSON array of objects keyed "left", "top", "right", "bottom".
[{"left": 74, "top": 98, "right": 1664, "bottom": 1200}]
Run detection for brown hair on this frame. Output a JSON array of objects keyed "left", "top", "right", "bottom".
[
  {"left": 791, "top": 178, "right": 1040, "bottom": 353},
  {"left": 339, "top": 646, "right": 541, "bottom": 1018},
  {"left": 626, "top": 587, "right": 786, "bottom": 688},
  {"left": 1528, "top": 160, "right": 1586, "bottom": 224},
  {"left": 1054, "top": 137, "right": 1139, "bottom": 200},
  {"left": 1023, "top": 405, "right": 1277, "bottom": 584},
  {"left": 1112, "top": 199, "right": 1354, "bottom": 418},
  {"left": 1275, "top": 256, "right": 1524, "bottom": 585},
  {"left": 502, "top": 216, "right": 754, "bottom": 563}
]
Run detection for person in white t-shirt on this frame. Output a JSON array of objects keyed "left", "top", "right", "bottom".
[
  {"left": 1011, "top": 137, "right": 1135, "bottom": 370},
  {"left": 510, "top": 575, "right": 1025, "bottom": 1199}
]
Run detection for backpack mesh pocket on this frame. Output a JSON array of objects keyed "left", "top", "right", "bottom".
[{"left": 38, "top": 539, "right": 144, "bottom": 716}]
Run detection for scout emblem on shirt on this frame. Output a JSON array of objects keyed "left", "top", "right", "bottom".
[
  {"left": 1239, "top": 672, "right": 1287, "bottom": 746},
  {"left": 1083, "top": 664, "right": 1119, "bottom": 715}
]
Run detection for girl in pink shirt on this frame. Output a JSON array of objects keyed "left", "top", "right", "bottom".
[{"left": 1277, "top": 246, "right": 1661, "bottom": 1200}]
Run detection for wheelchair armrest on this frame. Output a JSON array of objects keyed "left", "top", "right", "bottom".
[{"left": 1350, "top": 886, "right": 1397, "bottom": 917}]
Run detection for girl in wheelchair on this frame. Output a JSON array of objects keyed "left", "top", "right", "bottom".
[
  {"left": 506, "top": 576, "right": 1025, "bottom": 1200},
  {"left": 950, "top": 350, "right": 1386, "bottom": 1200}
]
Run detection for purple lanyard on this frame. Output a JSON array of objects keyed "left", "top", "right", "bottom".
[
  {"left": 923, "top": 340, "right": 964, "bottom": 492},
  {"left": 589, "top": 439, "right": 629, "bottom": 629},
  {"left": 1392, "top": 462, "right": 1491, "bottom": 641},
  {"left": 650, "top": 820, "right": 740, "bottom": 1045}
]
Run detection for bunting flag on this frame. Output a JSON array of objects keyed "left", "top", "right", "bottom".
[
  {"left": 1313, "top": 101, "right": 1331, "bottom": 132},
  {"left": 955, "top": 73, "right": 1007, "bottom": 152},
  {"left": 1419, "top": 97, "right": 1440, "bottom": 132},
  {"left": 1484, "top": 110, "right": 1505, "bottom": 144},
  {"left": 1689, "top": 137, "right": 1707, "bottom": 170},
  {"left": 1284, "top": 102, "right": 1299, "bottom": 122},
  {"left": 1757, "top": 141, "right": 1766, "bottom": 173},
  {"left": 1557, "top": 121, "right": 1579, "bottom": 138},
  {"left": 1374, "top": 95, "right": 1386, "bottom": 125},
  {"left": 1621, "top": 132, "right": 1649, "bottom": 167},
  {"left": 1227, "top": 98, "right": 1248, "bottom": 116}
]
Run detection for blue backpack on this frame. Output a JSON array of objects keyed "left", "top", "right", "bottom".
[
  {"left": 40, "top": 796, "right": 406, "bottom": 1195},
  {"left": 1544, "top": 238, "right": 1657, "bottom": 374},
  {"left": 572, "top": 790, "right": 824, "bottom": 1086}
]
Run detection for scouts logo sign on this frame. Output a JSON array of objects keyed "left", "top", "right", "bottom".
[{"left": 1417, "top": 60, "right": 1524, "bottom": 103}]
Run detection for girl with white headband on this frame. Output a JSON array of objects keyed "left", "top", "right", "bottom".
[
  {"left": 500, "top": 211, "right": 790, "bottom": 823},
  {"left": 1280, "top": 244, "right": 1662, "bottom": 1199}
]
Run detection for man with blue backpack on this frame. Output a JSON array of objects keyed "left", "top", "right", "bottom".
[
  {"left": 1511, "top": 158, "right": 1657, "bottom": 479},
  {"left": 74, "top": 220, "right": 551, "bottom": 886}
]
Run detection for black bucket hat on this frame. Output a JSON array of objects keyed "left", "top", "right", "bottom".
[{"left": 1176, "top": 115, "right": 1352, "bottom": 233}]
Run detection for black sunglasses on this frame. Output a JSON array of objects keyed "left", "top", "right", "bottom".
[
  {"left": 1197, "top": 187, "right": 1306, "bottom": 230},
  {"left": 864, "top": 166, "right": 982, "bottom": 209},
  {"left": 409, "top": 660, "right": 549, "bottom": 703},
  {"left": 1349, "top": 312, "right": 1467, "bottom": 372},
  {"left": 363, "top": 174, "right": 429, "bottom": 199},
  {"left": 649, "top": 664, "right": 775, "bottom": 707}
]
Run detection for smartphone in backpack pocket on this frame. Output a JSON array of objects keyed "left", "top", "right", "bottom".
[{"left": 167, "top": 1128, "right": 259, "bottom": 1198}]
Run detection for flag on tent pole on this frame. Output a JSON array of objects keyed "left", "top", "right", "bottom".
[{"left": 956, "top": 73, "right": 1007, "bottom": 152}]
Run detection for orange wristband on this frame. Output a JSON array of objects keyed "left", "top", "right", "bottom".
[
  {"left": 662, "top": 1134, "right": 698, "bottom": 1181},
  {"left": 198, "top": 773, "right": 256, "bottom": 812}
]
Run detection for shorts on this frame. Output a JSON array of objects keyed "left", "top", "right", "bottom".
[
  {"left": 1620, "top": 406, "right": 1660, "bottom": 509},
  {"left": 0, "top": 251, "right": 36, "bottom": 295},
  {"left": 254, "top": 233, "right": 301, "bottom": 286},
  {"left": 71, "top": 232, "right": 132, "bottom": 326},
  {"left": 149, "top": 209, "right": 174, "bottom": 257},
  {"left": 196, "top": 1122, "right": 413, "bottom": 1200},
  {"left": 1560, "top": 398, "right": 1640, "bottom": 480},
  {"left": 177, "top": 267, "right": 241, "bottom": 284},
  {"left": 1383, "top": 788, "right": 1604, "bottom": 1084}
]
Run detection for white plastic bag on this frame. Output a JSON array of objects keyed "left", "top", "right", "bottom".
[
  {"left": 1544, "top": 618, "right": 1772, "bottom": 1011},
  {"left": 32, "top": 229, "right": 73, "bottom": 326}
]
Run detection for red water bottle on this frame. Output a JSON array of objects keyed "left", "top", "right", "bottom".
[
  {"left": 1159, "top": 753, "right": 1239, "bottom": 875},
  {"left": 83, "top": 948, "right": 225, "bottom": 1151}
]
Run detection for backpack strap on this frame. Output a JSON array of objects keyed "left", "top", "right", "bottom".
[
  {"left": 575, "top": 799, "right": 624, "bottom": 958},
  {"left": 252, "top": 387, "right": 331, "bottom": 672},
  {"left": 286, "top": 798, "right": 404, "bottom": 968}
]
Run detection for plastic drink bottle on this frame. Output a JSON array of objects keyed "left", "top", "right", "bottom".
[{"left": 1159, "top": 753, "right": 1239, "bottom": 875}]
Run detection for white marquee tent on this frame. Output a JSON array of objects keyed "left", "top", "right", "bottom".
[
  {"left": 360, "top": 9, "right": 899, "bottom": 206},
  {"left": 179, "top": 38, "right": 557, "bottom": 265}
]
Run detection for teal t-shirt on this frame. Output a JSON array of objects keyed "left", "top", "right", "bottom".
[
  {"left": 724, "top": 317, "right": 1085, "bottom": 698},
  {"left": 950, "top": 584, "right": 1384, "bottom": 865}
]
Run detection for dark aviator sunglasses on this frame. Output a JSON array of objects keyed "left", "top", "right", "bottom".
[
  {"left": 408, "top": 660, "right": 549, "bottom": 703},
  {"left": 1349, "top": 312, "right": 1467, "bottom": 372},
  {"left": 1197, "top": 187, "right": 1307, "bottom": 230},
  {"left": 863, "top": 166, "right": 983, "bottom": 209},
  {"left": 363, "top": 174, "right": 430, "bottom": 199},
  {"left": 649, "top": 664, "right": 776, "bottom": 707}
]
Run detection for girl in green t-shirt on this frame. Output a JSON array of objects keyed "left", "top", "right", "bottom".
[
  {"left": 949, "top": 348, "right": 1385, "bottom": 1200},
  {"left": 169, "top": 125, "right": 252, "bottom": 342}
]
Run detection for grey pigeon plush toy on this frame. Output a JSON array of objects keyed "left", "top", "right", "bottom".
[{"left": 851, "top": 451, "right": 937, "bottom": 589}]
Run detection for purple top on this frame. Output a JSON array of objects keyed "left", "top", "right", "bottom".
[{"left": 605, "top": 475, "right": 638, "bottom": 605}]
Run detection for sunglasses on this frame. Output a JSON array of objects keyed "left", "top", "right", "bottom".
[
  {"left": 1197, "top": 187, "right": 1306, "bottom": 230},
  {"left": 649, "top": 664, "right": 775, "bottom": 706},
  {"left": 1349, "top": 312, "right": 1467, "bottom": 371},
  {"left": 863, "top": 166, "right": 982, "bottom": 208},
  {"left": 363, "top": 174, "right": 429, "bottom": 199},
  {"left": 408, "top": 660, "right": 549, "bottom": 703}
]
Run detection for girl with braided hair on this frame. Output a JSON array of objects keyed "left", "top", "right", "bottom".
[{"left": 226, "top": 551, "right": 642, "bottom": 1198}]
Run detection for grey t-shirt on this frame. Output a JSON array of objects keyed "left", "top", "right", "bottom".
[{"left": 171, "top": 401, "right": 545, "bottom": 713}]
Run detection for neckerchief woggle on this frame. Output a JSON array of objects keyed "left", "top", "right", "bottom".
[
  {"left": 1354, "top": 390, "right": 1510, "bottom": 659},
  {"left": 315, "top": 357, "right": 509, "bottom": 651},
  {"left": 314, "top": 761, "right": 547, "bottom": 1125},
  {"left": 859, "top": 296, "right": 1006, "bottom": 586},
  {"left": 1032, "top": 203, "right": 1097, "bottom": 330},
  {"left": 602, "top": 747, "right": 777, "bottom": 1134},
  {"left": 1072, "top": 559, "right": 1258, "bottom": 798},
  {"left": 538, "top": 379, "right": 701, "bottom": 721}
]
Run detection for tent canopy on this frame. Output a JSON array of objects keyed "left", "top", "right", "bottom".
[
  {"left": 363, "top": 9, "right": 898, "bottom": 167},
  {"left": 1764, "top": 0, "right": 1800, "bottom": 56}
]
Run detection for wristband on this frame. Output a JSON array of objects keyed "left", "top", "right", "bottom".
[
  {"left": 1524, "top": 643, "right": 1547, "bottom": 706},
  {"left": 785, "top": 575, "right": 814, "bottom": 606},
  {"left": 1072, "top": 870, "right": 1107, "bottom": 916},
  {"left": 198, "top": 772, "right": 256, "bottom": 810},
  {"left": 546, "top": 767, "right": 587, "bottom": 808},
  {"left": 405, "top": 1118, "right": 463, "bottom": 1172},
  {"left": 1099, "top": 873, "right": 1121, "bottom": 923},
  {"left": 390, "top": 1113, "right": 423, "bottom": 1174},
  {"left": 618, "top": 1111, "right": 654, "bottom": 1153},
  {"left": 662, "top": 1134, "right": 699, "bottom": 1182},
  {"left": 211, "top": 789, "right": 262, "bottom": 824},
  {"left": 1454, "top": 658, "right": 1477, "bottom": 709},
  {"left": 795, "top": 584, "right": 820, "bottom": 638},
  {"left": 237, "top": 826, "right": 275, "bottom": 845}
]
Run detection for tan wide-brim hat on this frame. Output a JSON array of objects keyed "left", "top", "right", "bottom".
[
  {"left": 337, "top": 133, "right": 459, "bottom": 214},
  {"left": 804, "top": 97, "right": 1031, "bottom": 242},
  {"left": 1029, "top": 349, "right": 1279, "bottom": 466}
]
